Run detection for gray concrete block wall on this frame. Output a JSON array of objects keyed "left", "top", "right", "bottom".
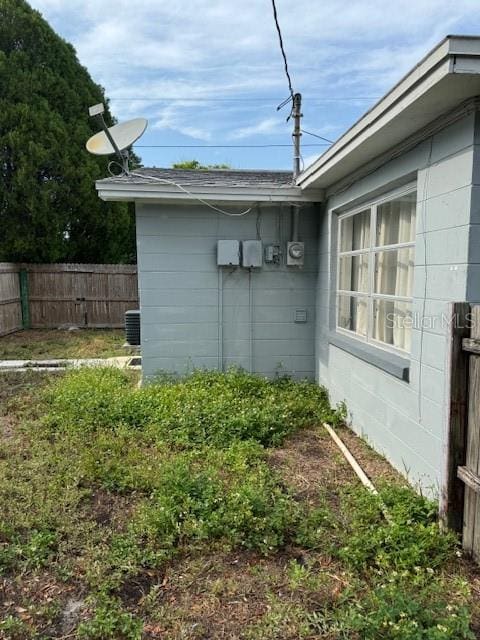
[
  {"left": 316, "top": 111, "right": 478, "bottom": 495},
  {"left": 136, "top": 202, "right": 318, "bottom": 379},
  {"left": 466, "top": 112, "right": 480, "bottom": 300}
]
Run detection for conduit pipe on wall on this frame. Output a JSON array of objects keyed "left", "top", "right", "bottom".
[
  {"left": 291, "top": 205, "right": 300, "bottom": 242},
  {"left": 249, "top": 268, "right": 254, "bottom": 374},
  {"left": 217, "top": 268, "right": 223, "bottom": 371}
]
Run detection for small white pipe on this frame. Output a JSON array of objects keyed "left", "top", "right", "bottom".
[
  {"left": 323, "top": 422, "right": 378, "bottom": 494},
  {"left": 323, "top": 422, "right": 394, "bottom": 523}
]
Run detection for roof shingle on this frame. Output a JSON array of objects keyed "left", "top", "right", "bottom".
[{"left": 98, "top": 167, "right": 294, "bottom": 188}]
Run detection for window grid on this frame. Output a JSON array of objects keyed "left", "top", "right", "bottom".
[{"left": 336, "top": 184, "right": 416, "bottom": 355}]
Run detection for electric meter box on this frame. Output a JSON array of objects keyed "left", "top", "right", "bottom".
[
  {"left": 217, "top": 240, "right": 240, "bottom": 266},
  {"left": 242, "top": 240, "right": 263, "bottom": 268},
  {"left": 287, "top": 241, "right": 305, "bottom": 266}
]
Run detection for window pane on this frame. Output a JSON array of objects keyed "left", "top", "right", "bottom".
[
  {"left": 338, "top": 254, "right": 369, "bottom": 292},
  {"left": 374, "top": 248, "right": 414, "bottom": 297},
  {"left": 373, "top": 299, "right": 412, "bottom": 351},
  {"left": 337, "top": 294, "right": 368, "bottom": 337},
  {"left": 376, "top": 192, "right": 416, "bottom": 247},
  {"left": 340, "top": 209, "right": 370, "bottom": 252}
]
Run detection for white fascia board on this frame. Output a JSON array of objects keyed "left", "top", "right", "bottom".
[
  {"left": 298, "top": 36, "right": 480, "bottom": 190},
  {"left": 96, "top": 181, "right": 324, "bottom": 204}
]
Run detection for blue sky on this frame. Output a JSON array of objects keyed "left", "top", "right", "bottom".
[{"left": 30, "top": 0, "right": 480, "bottom": 171}]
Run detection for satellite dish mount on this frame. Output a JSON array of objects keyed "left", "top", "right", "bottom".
[{"left": 86, "top": 104, "right": 147, "bottom": 176}]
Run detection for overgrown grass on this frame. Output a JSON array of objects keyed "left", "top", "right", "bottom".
[
  {"left": 44, "top": 367, "right": 340, "bottom": 447},
  {"left": 0, "top": 367, "right": 476, "bottom": 638},
  {"left": 313, "top": 486, "right": 474, "bottom": 639},
  {"left": 0, "top": 329, "right": 125, "bottom": 360}
]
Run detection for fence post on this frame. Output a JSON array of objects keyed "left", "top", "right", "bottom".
[
  {"left": 19, "top": 269, "right": 30, "bottom": 330},
  {"left": 440, "top": 302, "right": 470, "bottom": 532},
  {"left": 461, "top": 305, "right": 480, "bottom": 561}
]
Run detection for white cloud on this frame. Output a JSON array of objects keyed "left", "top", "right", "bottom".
[
  {"left": 229, "top": 117, "right": 288, "bottom": 140},
  {"left": 30, "top": 0, "right": 480, "bottom": 166},
  {"left": 150, "top": 103, "right": 213, "bottom": 141},
  {"left": 302, "top": 152, "right": 323, "bottom": 170}
]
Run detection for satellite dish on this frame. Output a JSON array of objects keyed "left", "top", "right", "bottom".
[
  {"left": 85, "top": 103, "right": 148, "bottom": 174},
  {"left": 86, "top": 118, "right": 148, "bottom": 156}
]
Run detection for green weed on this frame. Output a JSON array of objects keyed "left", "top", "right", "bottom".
[
  {"left": 310, "top": 484, "right": 473, "bottom": 638},
  {"left": 77, "top": 596, "right": 142, "bottom": 640},
  {"left": 310, "top": 573, "right": 474, "bottom": 639},
  {"left": 337, "top": 485, "right": 457, "bottom": 572},
  {"left": 44, "top": 367, "right": 336, "bottom": 448},
  {"left": 1, "top": 368, "right": 476, "bottom": 638},
  {"left": 0, "top": 615, "right": 32, "bottom": 639}
]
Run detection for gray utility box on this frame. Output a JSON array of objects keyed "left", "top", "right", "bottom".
[
  {"left": 217, "top": 240, "right": 240, "bottom": 266},
  {"left": 242, "top": 240, "right": 263, "bottom": 268}
]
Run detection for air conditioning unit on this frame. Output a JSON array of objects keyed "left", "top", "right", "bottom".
[{"left": 125, "top": 309, "right": 141, "bottom": 346}]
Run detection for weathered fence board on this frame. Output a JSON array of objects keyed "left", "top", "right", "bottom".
[
  {"left": 0, "top": 264, "right": 22, "bottom": 336},
  {"left": 441, "top": 302, "right": 470, "bottom": 532},
  {"left": 446, "top": 304, "right": 480, "bottom": 563},
  {"left": 443, "top": 302, "right": 480, "bottom": 563},
  {"left": 0, "top": 264, "right": 138, "bottom": 331},
  {"left": 462, "top": 306, "right": 480, "bottom": 561}
]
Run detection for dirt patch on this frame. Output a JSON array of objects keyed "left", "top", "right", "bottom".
[
  {"left": 268, "top": 428, "right": 356, "bottom": 506},
  {"left": 456, "top": 558, "right": 480, "bottom": 634},
  {"left": 118, "top": 570, "right": 165, "bottom": 607},
  {"left": 89, "top": 488, "right": 136, "bottom": 529},
  {"left": 0, "top": 415, "right": 15, "bottom": 439},
  {"left": 136, "top": 551, "right": 337, "bottom": 640},
  {"left": 337, "top": 425, "right": 406, "bottom": 487},
  {"left": 60, "top": 597, "right": 86, "bottom": 635},
  {"left": 0, "top": 571, "right": 85, "bottom": 638},
  {"left": 90, "top": 488, "right": 118, "bottom": 526},
  {"left": 0, "top": 371, "right": 48, "bottom": 405}
]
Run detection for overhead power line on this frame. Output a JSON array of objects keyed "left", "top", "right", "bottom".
[
  {"left": 301, "top": 129, "right": 334, "bottom": 144},
  {"left": 133, "top": 143, "right": 329, "bottom": 149},
  {"left": 271, "top": 0, "right": 294, "bottom": 100},
  {"left": 109, "top": 96, "right": 379, "bottom": 103}
]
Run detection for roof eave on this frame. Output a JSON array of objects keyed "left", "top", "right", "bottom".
[
  {"left": 298, "top": 35, "right": 480, "bottom": 190},
  {"left": 95, "top": 181, "right": 324, "bottom": 204}
]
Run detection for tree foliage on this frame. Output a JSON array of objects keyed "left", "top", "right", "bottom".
[
  {"left": 172, "top": 160, "right": 231, "bottom": 170},
  {"left": 0, "top": 0, "right": 137, "bottom": 263}
]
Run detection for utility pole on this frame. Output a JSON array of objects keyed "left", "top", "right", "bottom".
[{"left": 292, "top": 92, "right": 302, "bottom": 178}]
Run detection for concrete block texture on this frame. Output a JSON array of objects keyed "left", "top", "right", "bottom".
[
  {"left": 137, "top": 203, "right": 319, "bottom": 380},
  {"left": 317, "top": 112, "right": 480, "bottom": 496}
]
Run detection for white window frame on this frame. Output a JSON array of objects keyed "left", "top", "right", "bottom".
[{"left": 335, "top": 183, "right": 417, "bottom": 356}]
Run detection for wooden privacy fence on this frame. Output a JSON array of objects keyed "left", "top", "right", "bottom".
[
  {"left": 0, "top": 263, "right": 138, "bottom": 334},
  {"left": 443, "top": 303, "right": 480, "bottom": 563},
  {"left": 0, "top": 263, "right": 23, "bottom": 336}
]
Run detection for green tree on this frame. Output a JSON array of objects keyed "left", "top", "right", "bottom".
[
  {"left": 172, "top": 160, "right": 231, "bottom": 170},
  {"left": 0, "top": 0, "right": 137, "bottom": 264}
]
